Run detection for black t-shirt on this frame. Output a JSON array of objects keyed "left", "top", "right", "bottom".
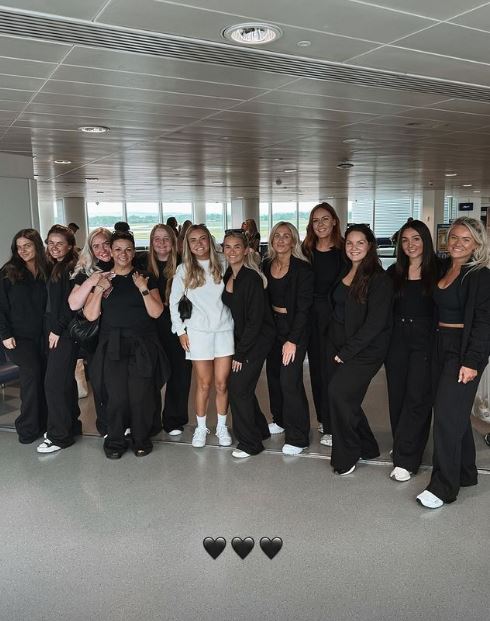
[
  {"left": 100, "top": 269, "right": 158, "bottom": 332},
  {"left": 332, "top": 281, "right": 349, "bottom": 323},
  {"left": 312, "top": 247, "right": 342, "bottom": 297}
]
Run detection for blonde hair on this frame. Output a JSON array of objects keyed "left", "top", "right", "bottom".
[
  {"left": 223, "top": 231, "right": 268, "bottom": 288},
  {"left": 182, "top": 225, "right": 222, "bottom": 289},
  {"left": 449, "top": 217, "right": 489, "bottom": 273},
  {"left": 71, "top": 227, "right": 111, "bottom": 279},
  {"left": 148, "top": 224, "right": 178, "bottom": 302},
  {"left": 266, "top": 221, "right": 308, "bottom": 263}
]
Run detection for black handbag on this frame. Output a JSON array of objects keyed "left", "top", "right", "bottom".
[
  {"left": 178, "top": 289, "right": 193, "bottom": 321},
  {"left": 68, "top": 310, "right": 99, "bottom": 343}
]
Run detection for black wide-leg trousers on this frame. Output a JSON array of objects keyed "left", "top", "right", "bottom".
[
  {"left": 307, "top": 298, "right": 332, "bottom": 431},
  {"left": 328, "top": 320, "right": 381, "bottom": 472},
  {"left": 427, "top": 328, "right": 483, "bottom": 503},
  {"left": 44, "top": 336, "right": 80, "bottom": 448},
  {"left": 385, "top": 318, "right": 433, "bottom": 473},
  {"left": 8, "top": 337, "right": 47, "bottom": 443},
  {"left": 266, "top": 314, "right": 310, "bottom": 448},
  {"left": 158, "top": 319, "right": 192, "bottom": 432},
  {"left": 85, "top": 349, "right": 108, "bottom": 436},
  {"left": 103, "top": 337, "right": 155, "bottom": 454},
  {"left": 229, "top": 356, "right": 271, "bottom": 455}
]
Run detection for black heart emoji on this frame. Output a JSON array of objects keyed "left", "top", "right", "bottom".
[
  {"left": 203, "top": 537, "right": 226, "bottom": 559},
  {"left": 260, "top": 537, "right": 283, "bottom": 559},
  {"left": 231, "top": 537, "right": 255, "bottom": 559}
]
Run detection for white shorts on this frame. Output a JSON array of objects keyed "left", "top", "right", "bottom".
[{"left": 185, "top": 329, "right": 234, "bottom": 361}]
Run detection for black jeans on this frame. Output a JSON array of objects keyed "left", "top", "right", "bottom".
[
  {"left": 385, "top": 317, "right": 433, "bottom": 473},
  {"left": 266, "top": 314, "right": 310, "bottom": 448},
  {"left": 8, "top": 337, "right": 47, "bottom": 443},
  {"left": 328, "top": 319, "right": 381, "bottom": 472},
  {"left": 44, "top": 336, "right": 80, "bottom": 448},
  {"left": 427, "top": 328, "right": 483, "bottom": 503},
  {"left": 229, "top": 355, "right": 270, "bottom": 454},
  {"left": 307, "top": 298, "right": 332, "bottom": 431}
]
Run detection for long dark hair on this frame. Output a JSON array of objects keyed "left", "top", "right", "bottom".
[
  {"left": 46, "top": 225, "right": 78, "bottom": 282},
  {"left": 392, "top": 220, "right": 438, "bottom": 295},
  {"left": 1, "top": 228, "right": 49, "bottom": 283},
  {"left": 302, "top": 202, "right": 343, "bottom": 261},
  {"left": 345, "top": 224, "right": 382, "bottom": 303}
]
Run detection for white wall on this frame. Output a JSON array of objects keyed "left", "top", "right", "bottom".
[{"left": 0, "top": 172, "right": 38, "bottom": 265}]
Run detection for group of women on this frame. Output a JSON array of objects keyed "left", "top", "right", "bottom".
[{"left": 0, "top": 204, "right": 489, "bottom": 510}]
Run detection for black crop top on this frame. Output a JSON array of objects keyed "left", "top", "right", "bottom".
[
  {"left": 394, "top": 280, "right": 434, "bottom": 318},
  {"left": 268, "top": 272, "right": 288, "bottom": 308},
  {"left": 433, "top": 274, "right": 465, "bottom": 324},
  {"left": 332, "top": 281, "right": 349, "bottom": 323}
]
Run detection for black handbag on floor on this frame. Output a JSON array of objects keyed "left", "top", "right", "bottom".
[{"left": 178, "top": 289, "right": 193, "bottom": 321}]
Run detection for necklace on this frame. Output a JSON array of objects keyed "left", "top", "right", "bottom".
[{"left": 274, "top": 259, "right": 290, "bottom": 272}]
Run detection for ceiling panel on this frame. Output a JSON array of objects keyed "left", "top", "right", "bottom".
[
  {"left": 425, "top": 98, "right": 490, "bottom": 115},
  {"left": 0, "top": 0, "right": 109, "bottom": 20},
  {"left": 0, "top": 73, "right": 45, "bottom": 90},
  {"left": 450, "top": 4, "right": 490, "bottom": 30},
  {"left": 0, "top": 87, "right": 34, "bottom": 102},
  {"left": 0, "top": 57, "right": 58, "bottom": 78},
  {"left": 0, "top": 34, "right": 70, "bottom": 62},
  {"left": 355, "top": 0, "right": 486, "bottom": 20}
]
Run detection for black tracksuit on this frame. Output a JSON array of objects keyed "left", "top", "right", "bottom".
[
  {"left": 0, "top": 266, "right": 48, "bottom": 442},
  {"left": 305, "top": 247, "right": 343, "bottom": 432},
  {"left": 154, "top": 258, "right": 192, "bottom": 433},
  {"left": 263, "top": 256, "right": 314, "bottom": 448},
  {"left": 384, "top": 266, "right": 436, "bottom": 473},
  {"left": 328, "top": 269, "right": 393, "bottom": 472},
  {"left": 44, "top": 269, "right": 80, "bottom": 448},
  {"left": 222, "top": 265, "right": 275, "bottom": 454},
  {"left": 427, "top": 264, "right": 490, "bottom": 503}
]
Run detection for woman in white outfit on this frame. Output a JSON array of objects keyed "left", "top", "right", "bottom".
[{"left": 169, "top": 225, "right": 234, "bottom": 448}]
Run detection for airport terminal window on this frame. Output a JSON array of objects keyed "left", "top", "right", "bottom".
[
  {"left": 348, "top": 199, "right": 373, "bottom": 229},
  {"left": 205, "top": 202, "right": 225, "bottom": 241},
  {"left": 259, "top": 202, "right": 270, "bottom": 240},
  {"left": 374, "top": 197, "right": 412, "bottom": 237},
  {"left": 126, "top": 202, "right": 159, "bottom": 247},
  {"left": 87, "top": 201, "right": 124, "bottom": 232},
  {"left": 272, "top": 201, "right": 297, "bottom": 229},
  {"left": 298, "top": 201, "right": 317, "bottom": 239},
  {"left": 225, "top": 201, "right": 232, "bottom": 230},
  {"left": 162, "top": 202, "right": 193, "bottom": 226}
]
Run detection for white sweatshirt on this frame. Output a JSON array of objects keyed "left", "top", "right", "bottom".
[{"left": 169, "top": 259, "right": 233, "bottom": 336}]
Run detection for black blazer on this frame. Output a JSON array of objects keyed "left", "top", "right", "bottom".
[
  {"left": 334, "top": 269, "right": 393, "bottom": 363},
  {"left": 438, "top": 263, "right": 490, "bottom": 371},
  {"left": 262, "top": 256, "right": 314, "bottom": 345},
  {"left": 222, "top": 265, "right": 275, "bottom": 363}
]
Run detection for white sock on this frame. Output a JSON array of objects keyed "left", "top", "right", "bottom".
[
  {"left": 217, "top": 414, "right": 227, "bottom": 427},
  {"left": 196, "top": 415, "right": 207, "bottom": 428}
]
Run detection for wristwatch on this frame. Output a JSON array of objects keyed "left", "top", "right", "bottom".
[{"left": 141, "top": 289, "right": 150, "bottom": 296}]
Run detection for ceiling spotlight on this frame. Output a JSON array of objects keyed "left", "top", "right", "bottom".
[
  {"left": 283, "top": 169, "right": 297, "bottom": 173},
  {"left": 337, "top": 161, "right": 354, "bottom": 169},
  {"left": 79, "top": 126, "right": 110, "bottom": 134},
  {"left": 297, "top": 40, "right": 311, "bottom": 47},
  {"left": 343, "top": 138, "right": 358, "bottom": 144},
  {"left": 445, "top": 172, "right": 457, "bottom": 177},
  {"left": 85, "top": 177, "right": 99, "bottom": 182},
  {"left": 462, "top": 184, "right": 472, "bottom": 187},
  {"left": 54, "top": 159, "right": 72, "bottom": 164},
  {"left": 473, "top": 190, "right": 480, "bottom": 193},
  {"left": 223, "top": 23, "right": 282, "bottom": 45}
]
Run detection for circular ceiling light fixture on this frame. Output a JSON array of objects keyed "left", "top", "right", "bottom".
[
  {"left": 445, "top": 172, "right": 457, "bottom": 177},
  {"left": 297, "top": 40, "right": 311, "bottom": 47},
  {"left": 223, "top": 23, "right": 283, "bottom": 45},
  {"left": 283, "top": 168, "right": 297, "bottom": 173},
  {"left": 337, "top": 161, "right": 354, "bottom": 169},
  {"left": 54, "top": 159, "right": 72, "bottom": 164},
  {"left": 462, "top": 184, "right": 472, "bottom": 187},
  {"left": 85, "top": 177, "right": 99, "bottom": 182},
  {"left": 79, "top": 126, "right": 110, "bottom": 134},
  {"left": 343, "top": 138, "right": 359, "bottom": 144}
]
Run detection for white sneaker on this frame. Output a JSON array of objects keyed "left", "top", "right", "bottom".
[
  {"left": 168, "top": 429, "right": 183, "bottom": 436},
  {"left": 269, "top": 422, "right": 285, "bottom": 434},
  {"left": 390, "top": 467, "right": 412, "bottom": 482},
  {"left": 215, "top": 425, "right": 232, "bottom": 447},
  {"left": 124, "top": 428, "right": 131, "bottom": 437},
  {"left": 416, "top": 490, "right": 444, "bottom": 509},
  {"left": 282, "top": 444, "right": 304, "bottom": 456},
  {"left": 338, "top": 464, "right": 356, "bottom": 476},
  {"left": 37, "top": 438, "right": 62, "bottom": 453},
  {"left": 317, "top": 423, "right": 324, "bottom": 433},
  {"left": 232, "top": 449, "right": 251, "bottom": 459},
  {"left": 320, "top": 434, "right": 332, "bottom": 447},
  {"left": 192, "top": 426, "right": 209, "bottom": 448}
]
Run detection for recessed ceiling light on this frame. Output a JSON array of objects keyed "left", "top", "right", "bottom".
[
  {"left": 462, "top": 184, "right": 472, "bottom": 187},
  {"left": 273, "top": 158, "right": 283, "bottom": 161},
  {"left": 223, "top": 23, "right": 282, "bottom": 45},
  {"left": 297, "top": 40, "right": 311, "bottom": 47},
  {"left": 343, "top": 138, "right": 358, "bottom": 143},
  {"left": 96, "top": 191, "right": 104, "bottom": 194},
  {"left": 85, "top": 177, "right": 99, "bottom": 182},
  {"left": 445, "top": 172, "right": 457, "bottom": 177},
  {"left": 327, "top": 196, "right": 334, "bottom": 199},
  {"left": 211, "top": 181, "right": 224, "bottom": 185},
  {"left": 79, "top": 126, "right": 110, "bottom": 134},
  {"left": 283, "top": 169, "right": 297, "bottom": 173},
  {"left": 235, "top": 196, "right": 244, "bottom": 199},
  {"left": 54, "top": 159, "right": 72, "bottom": 164},
  {"left": 473, "top": 189, "right": 480, "bottom": 193},
  {"left": 337, "top": 161, "right": 354, "bottom": 169},
  {"left": 446, "top": 195, "right": 453, "bottom": 198}
]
